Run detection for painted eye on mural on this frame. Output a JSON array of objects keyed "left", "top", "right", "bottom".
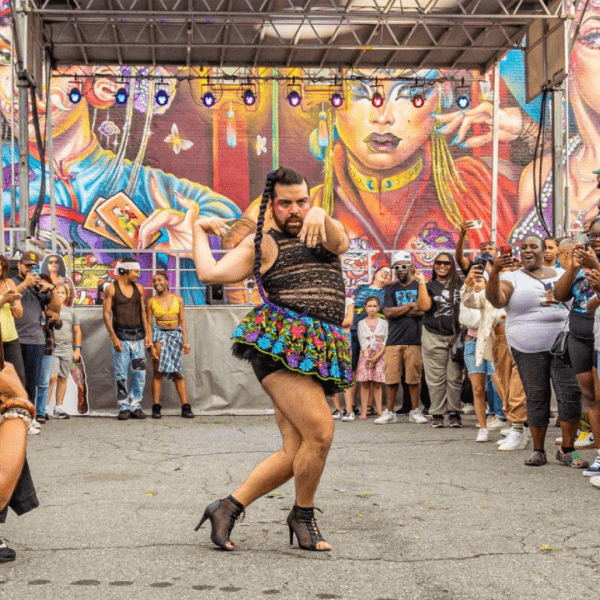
[
  {"left": 435, "top": 236, "right": 449, "bottom": 244},
  {"left": 348, "top": 82, "right": 372, "bottom": 101},
  {"left": 578, "top": 28, "right": 600, "bottom": 50},
  {"left": 0, "top": 49, "right": 10, "bottom": 66},
  {"left": 392, "top": 84, "right": 413, "bottom": 100}
]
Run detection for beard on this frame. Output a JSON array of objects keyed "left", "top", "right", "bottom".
[{"left": 272, "top": 211, "right": 303, "bottom": 236}]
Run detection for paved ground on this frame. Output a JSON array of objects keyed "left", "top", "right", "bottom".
[{"left": 1, "top": 412, "right": 599, "bottom": 600}]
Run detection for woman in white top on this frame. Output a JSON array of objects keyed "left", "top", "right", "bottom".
[{"left": 486, "top": 235, "right": 586, "bottom": 468}]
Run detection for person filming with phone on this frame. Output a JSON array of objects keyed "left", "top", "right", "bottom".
[
  {"left": 486, "top": 236, "right": 586, "bottom": 469},
  {"left": 455, "top": 220, "right": 497, "bottom": 276},
  {"left": 11, "top": 251, "right": 62, "bottom": 433}
]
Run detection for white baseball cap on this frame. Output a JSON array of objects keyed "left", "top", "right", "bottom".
[{"left": 392, "top": 251, "right": 412, "bottom": 264}]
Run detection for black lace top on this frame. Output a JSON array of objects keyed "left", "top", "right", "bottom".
[{"left": 261, "top": 229, "right": 346, "bottom": 326}]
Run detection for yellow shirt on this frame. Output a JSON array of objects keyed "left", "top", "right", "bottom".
[{"left": 0, "top": 302, "right": 18, "bottom": 343}]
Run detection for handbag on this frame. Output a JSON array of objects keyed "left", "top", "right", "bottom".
[
  {"left": 451, "top": 329, "right": 466, "bottom": 364},
  {"left": 550, "top": 327, "right": 571, "bottom": 366}
]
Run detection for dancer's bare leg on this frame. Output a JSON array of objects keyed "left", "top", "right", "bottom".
[{"left": 232, "top": 371, "right": 334, "bottom": 550}]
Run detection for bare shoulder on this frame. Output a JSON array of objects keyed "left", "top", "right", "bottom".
[
  {"left": 104, "top": 283, "right": 116, "bottom": 296},
  {"left": 136, "top": 282, "right": 145, "bottom": 295}
]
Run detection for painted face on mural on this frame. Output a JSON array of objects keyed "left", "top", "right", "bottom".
[
  {"left": 335, "top": 72, "right": 437, "bottom": 172},
  {"left": 571, "top": 3, "right": 600, "bottom": 117},
  {"left": 271, "top": 181, "right": 311, "bottom": 236}
]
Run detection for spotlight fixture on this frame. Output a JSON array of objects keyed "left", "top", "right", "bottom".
[
  {"left": 371, "top": 91, "right": 384, "bottom": 108},
  {"left": 330, "top": 92, "right": 344, "bottom": 108},
  {"left": 456, "top": 93, "right": 470, "bottom": 109},
  {"left": 412, "top": 94, "right": 425, "bottom": 108},
  {"left": 287, "top": 89, "right": 302, "bottom": 107},
  {"left": 455, "top": 79, "right": 471, "bottom": 110},
  {"left": 242, "top": 88, "right": 256, "bottom": 106},
  {"left": 202, "top": 91, "right": 216, "bottom": 107},
  {"left": 155, "top": 89, "right": 169, "bottom": 107},
  {"left": 68, "top": 86, "right": 82, "bottom": 104},
  {"left": 115, "top": 87, "right": 128, "bottom": 106}
]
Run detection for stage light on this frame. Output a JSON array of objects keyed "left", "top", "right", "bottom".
[
  {"left": 287, "top": 90, "right": 302, "bottom": 107},
  {"left": 115, "top": 87, "right": 128, "bottom": 106},
  {"left": 412, "top": 94, "right": 425, "bottom": 108},
  {"left": 155, "top": 89, "right": 169, "bottom": 106},
  {"left": 456, "top": 94, "right": 470, "bottom": 109},
  {"left": 69, "top": 87, "right": 82, "bottom": 104},
  {"left": 330, "top": 92, "right": 343, "bottom": 108},
  {"left": 371, "top": 91, "right": 384, "bottom": 108},
  {"left": 202, "top": 91, "right": 216, "bottom": 107},
  {"left": 243, "top": 89, "right": 256, "bottom": 106}
]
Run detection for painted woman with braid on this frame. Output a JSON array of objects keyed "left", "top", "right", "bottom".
[{"left": 192, "top": 167, "right": 352, "bottom": 552}]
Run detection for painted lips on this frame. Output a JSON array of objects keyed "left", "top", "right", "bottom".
[{"left": 365, "top": 133, "right": 401, "bottom": 153}]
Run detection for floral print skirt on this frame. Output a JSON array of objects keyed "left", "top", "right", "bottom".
[{"left": 231, "top": 303, "right": 353, "bottom": 394}]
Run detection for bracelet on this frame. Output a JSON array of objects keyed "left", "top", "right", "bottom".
[
  {"left": 0, "top": 397, "right": 36, "bottom": 419},
  {"left": 417, "top": 279, "right": 426, "bottom": 285},
  {"left": 73, "top": 345, "right": 82, "bottom": 349},
  {"left": 0, "top": 408, "right": 32, "bottom": 427}
]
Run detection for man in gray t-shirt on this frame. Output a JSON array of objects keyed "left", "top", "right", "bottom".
[{"left": 11, "top": 251, "right": 62, "bottom": 409}]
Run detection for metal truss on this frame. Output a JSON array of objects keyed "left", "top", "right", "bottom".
[{"left": 21, "top": 0, "right": 569, "bottom": 73}]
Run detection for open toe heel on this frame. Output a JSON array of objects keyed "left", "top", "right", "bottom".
[
  {"left": 287, "top": 504, "right": 330, "bottom": 551},
  {"left": 195, "top": 495, "right": 245, "bottom": 551}
]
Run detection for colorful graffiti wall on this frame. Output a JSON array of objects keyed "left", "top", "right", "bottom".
[{"left": 2, "top": 2, "right": 600, "bottom": 304}]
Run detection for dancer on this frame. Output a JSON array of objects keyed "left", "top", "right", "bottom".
[
  {"left": 146, "top": 272, "right": 193, "bottom": 419},
  {"left": 192, "top": 167, "right": 351, "bottom": 552}
]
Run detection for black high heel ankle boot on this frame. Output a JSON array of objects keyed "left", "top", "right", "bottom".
[
  {"left": 195, "top": 495, "right": 245, "bottom": 551},
  {"left": 287, "top": 504, "right": 330, "bottom": 551}
]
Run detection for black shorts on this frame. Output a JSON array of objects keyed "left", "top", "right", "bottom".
[
  {"left": 232, "top": 342, "right": 344, "bottom": 396},
  {"left": 350, "top": 330, "right": 360, "bottom": 372},
  {"left": 567, "top": 335, "right": 594, "bottom": 375}
]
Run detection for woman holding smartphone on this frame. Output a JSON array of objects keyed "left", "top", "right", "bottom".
[{"left": 486, "top": 235, "right": 586, "bottom": 468}]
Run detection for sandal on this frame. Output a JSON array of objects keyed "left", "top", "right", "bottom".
[
  {"left": 287, "top": 505, "right": 331, "bottom": 551},
  {"left": 556, "top": 449, "right": 589, "bottom": 469},
  {"left": 367, "top": 406, "right": 376, "bottom": 417},
  {"left": 524, "top": 450, "right": 547, "bottom": 467}
]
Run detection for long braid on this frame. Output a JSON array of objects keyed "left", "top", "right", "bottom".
[{"left": 253, "top": 170, "right": 278, "bottom": 310}]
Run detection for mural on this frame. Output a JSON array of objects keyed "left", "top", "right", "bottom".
[{"left": 2, "top": 3, "right": 599, "bottom": 303}]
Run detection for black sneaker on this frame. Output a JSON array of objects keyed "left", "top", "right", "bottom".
[
  {"left": 395, "top": 408, "right": 410, "bottom": 415},
  {"left": 449, "top": 412, "right": 462, "bottom": 428},
  {"left": 181, "top": 403, "right": 195, "bottom": 419},
  {"left": 117, "top": 409, "right": 131, "bottom": 421},
  {"left": 152, "top": 404, "right": 162, "bottom": 419},
  {"left": 130, "top": 408, "right": 146, "bottom": 419},
  {"left": 0, "top": 539, "right": 16, "bottom": 563},
  {"left": 431, "top": 415, "right": 445, "bottom": 428}
]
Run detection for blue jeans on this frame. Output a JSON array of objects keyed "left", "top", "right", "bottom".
[
  {"left": 486, "top": 374, "right": 505, "bottom": 419},
  {"left": 464, "top": 339, "right": 496, "bottom": 375},
  {"left": 111, "top": 339, "right": 147, "bottom": 411},
  {"left": 34, "top": 355, "right": 55, "bottom": 418},
  {"left": 20, "top": 343, "right": 45, "bottom": 405}
]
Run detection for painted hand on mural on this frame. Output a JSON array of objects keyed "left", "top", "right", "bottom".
[
  {"left": 137, "top": 174, "right": 200, "bottom": 258},
  {"left": 434, "top": 103, "right": 524, "bottom": 149},
  {"left": 194, "top": 216, "right": 235, "bottom": 238}
]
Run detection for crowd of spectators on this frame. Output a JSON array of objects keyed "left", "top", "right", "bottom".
[{"left": 334, "top": 220, "right": 600, "bottom": 494}]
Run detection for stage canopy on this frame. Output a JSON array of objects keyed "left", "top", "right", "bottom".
[{"left": 26, "top": 0, "right": 563, "bottom": 73}]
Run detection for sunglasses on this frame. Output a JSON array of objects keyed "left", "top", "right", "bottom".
[
  {"left": 434, "top": 260, "right": 452, "bottom": 266},
  {"left": 393, "top": 264, "right": 411, "bottom": 271},
  {"left": 47, "top": 260, "right": 60, "bottom": 264},
  {"left": 587, "top": 233, "right": 600, "bottom": 241}
]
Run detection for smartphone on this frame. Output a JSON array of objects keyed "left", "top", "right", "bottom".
[
  {"left": 500, "top": 244, "right": 512, "bottom": 257},
  {"left": 469, "top": 219, "right": 483, "bottom": 230},
  {"left": 30, "top": 265, "right": 40, "bottom": 276}
]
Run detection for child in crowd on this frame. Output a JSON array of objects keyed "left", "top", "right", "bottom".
[
  {"left": 52, "top": 283, "right": 82, "bottom": 419},
  {"left": 356, "top": 297, "right": 388, "bottom": 420}
]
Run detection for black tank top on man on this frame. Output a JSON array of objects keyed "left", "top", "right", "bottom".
[
  {"left": 113, "top": 280, "right": 145, "bottom": 341},
  {"left": 261, "top": 229, "right": 347, "bottom": 326}
]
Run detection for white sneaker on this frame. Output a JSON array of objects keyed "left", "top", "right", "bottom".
[
  {"left": 500, "top": 427, "right": 513, "bottom": 437},
  {"left": 53, "top": 406, "right": 70, "bottom": 420},
  {"left": 374, "top": 409, "right": 397, "bottom": 425},
  {"left": 590, "top": 476, "right": 600, "bottom": 488},
  {"left": 30, "top": 420, "right": 41, "bottom": 430},
  {"left": 476, "top": 428, "right": 489, "bottom": 443},
  {"left": 498, "top": 430, "right": 529, "bottom": 451},
  {"left": 27, "top": 424, "right": 40, "bottom": 436},
  {"left": 555, "top": 431, "right": 595, "bottom": 449},
  {"left": 332, "top": 409, "right": 342, "bottom": 420},
  {"left": 341, "top": 410, "right": 355, "bottom": 422},
  {"left": 462, "top": 404, "right": 475, "bottom": 414},
  {"left": 487, "top": 417, "right": 505, "bottom": 430},
  {"left": 409, "top": 409, "right": 428, "bottom": 424}
]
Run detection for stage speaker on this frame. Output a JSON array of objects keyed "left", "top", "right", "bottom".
[{"left": 206, "top": 284, "right": 224, "bottom": 305}]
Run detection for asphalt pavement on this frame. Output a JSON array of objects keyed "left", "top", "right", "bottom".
[{"left": 1, "top": 412, "right": 599, "bottom": 600}]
